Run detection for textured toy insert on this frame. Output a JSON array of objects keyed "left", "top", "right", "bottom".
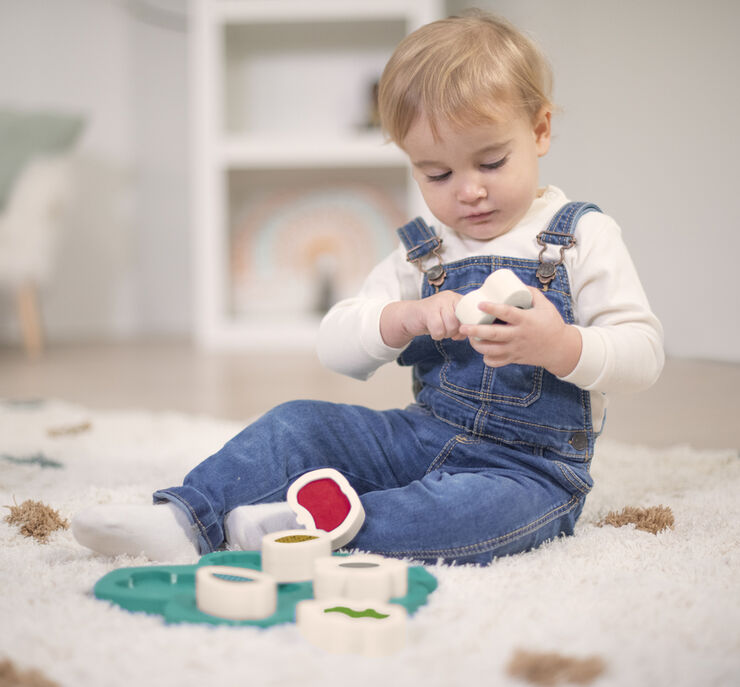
[{"left": 296, "top": 478, "right": 351, "bottom": 531}]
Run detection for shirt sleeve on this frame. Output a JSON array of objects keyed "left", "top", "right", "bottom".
[
  {"left": 316, "top": 245, "right": 417, "bottom": 380},
  {"left": 559, "top": 212, "right": 665, "bottom": 393}
]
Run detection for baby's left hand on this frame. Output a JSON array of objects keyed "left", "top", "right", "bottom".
[{"left": 458, "top": 287, "right": 582, "bottom": 377}]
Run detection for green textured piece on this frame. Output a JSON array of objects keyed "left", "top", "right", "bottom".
[
  {"left": 93, "top": 550, "right": 438, "bottom": 627},
  {"left": 323, "top": 606, "right": 390, "bottom": 619}
]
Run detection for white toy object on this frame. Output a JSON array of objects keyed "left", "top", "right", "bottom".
[
  {"left": 455, "top": 268, "right": 533, "bottom": 325},
  {"left": 296, "top": 597, "right": 407, "bottom": 656},
  {"left": 313, "top": 553, "right": 408, "bottom": 602},
  {"left": 195, "top": 565, "right": 277, "bottom": 620},
  {"left": 286, "top": 468, "right": 365, "bottom": 550},
  {"left": 261, "top": 529, "right": 332, "bottom": 583}
]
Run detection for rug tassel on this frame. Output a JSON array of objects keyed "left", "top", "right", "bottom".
[{"left": 3, "top": 498, "right": 69, "bottom": 542}]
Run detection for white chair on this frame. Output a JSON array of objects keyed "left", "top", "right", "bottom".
[{"left": 0, "top": 155, "right": 74, "bottom": 357}]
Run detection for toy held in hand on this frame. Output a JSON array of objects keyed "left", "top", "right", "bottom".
[{"left": 454, "top": 268, "right": 533, "bottom": 325}]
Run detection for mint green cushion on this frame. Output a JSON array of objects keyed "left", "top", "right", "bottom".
[{"left": 0, "top": 109, "right": 85, "bottom": 211}]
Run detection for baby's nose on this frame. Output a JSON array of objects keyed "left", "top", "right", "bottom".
[{"left": 457, "top": 180, "right": 488, "bottom": 203}]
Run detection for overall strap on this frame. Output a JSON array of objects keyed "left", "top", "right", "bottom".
[
  {"left": 396, "top": 216, "right": 441, "bottom": 260},
  {"left": 538, "top": 201, "right": 602, "bottom": 245},
  {"left": 535, "top": 202, "right": 602, "bottom": 289},
  {"left": 396, "top": 217, "right": 446, "bottom": 287}
]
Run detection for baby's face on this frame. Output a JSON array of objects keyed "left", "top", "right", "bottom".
[{"left": 402, "top": 110, "right": 550, "bottom": 241}]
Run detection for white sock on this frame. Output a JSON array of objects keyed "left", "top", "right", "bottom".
[
  {"left": 224, "top": 502, "right": 300, "bottom": 551},
  {"left": 72, "top": 502, "right": 200, "bottom": 562}
]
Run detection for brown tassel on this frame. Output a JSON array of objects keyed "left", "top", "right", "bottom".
[
  {"left": 598, "top": 505, "right": 675, "bottom": 535},
  {"left": 3, "top": 499, "right": 69, "bottom": 542},
  {"left": 507, "top": 649, "right": 606, "bottom": 685},
  {"left": 0, "top": 658, "right": 60, "bottom": 687}
]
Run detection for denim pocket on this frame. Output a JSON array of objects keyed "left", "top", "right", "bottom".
[
  {"left": 554, "top": 461, "right": 593, "bottom": 495},
  {"left": 438, "top": 339, "right": 543, "bottom": 406}
]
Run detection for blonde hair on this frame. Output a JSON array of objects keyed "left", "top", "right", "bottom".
[{"left": 378, "top": 11, "right": 553, "bottom": 145}]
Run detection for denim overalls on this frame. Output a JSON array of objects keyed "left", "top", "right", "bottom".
[{"left": 155, "top": 202, "right": 602, "bottom": 565}]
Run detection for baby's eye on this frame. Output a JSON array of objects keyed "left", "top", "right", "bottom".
[
  {"left": 481, "top": 156, "right": 508, "bottom": 170},
  {"left": 426, "top": 171, "right": 451, "bottom": 182}
]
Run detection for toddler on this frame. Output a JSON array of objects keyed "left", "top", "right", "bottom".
[{"left": 73, "top": 11, "right": 663, "bottom": 565}]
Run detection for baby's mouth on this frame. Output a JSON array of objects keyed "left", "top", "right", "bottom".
[{"left": 464, "top": 210, "right": 495, "bottom": 221}]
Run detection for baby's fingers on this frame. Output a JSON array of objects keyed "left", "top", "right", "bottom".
[
  {"left": 460, "top": 323, "right": 512, "bottom": 346},
  {"left": 428, "top": 308, "right": 461, "bottom": 340},
  {"left": 476, "top": 301, "right": 524, "bottom": 325}
]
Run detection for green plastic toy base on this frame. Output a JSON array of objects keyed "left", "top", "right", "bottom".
[{"left": 93, "top": 550, "right": 438, "bottom": 627}]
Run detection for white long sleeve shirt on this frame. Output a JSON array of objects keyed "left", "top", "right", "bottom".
[{"left": 317, "top": 186, "right": 664, "bottom": 431}]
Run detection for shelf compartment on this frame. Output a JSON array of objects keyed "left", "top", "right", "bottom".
[
  {"left": 219, "top": 133, "right": 406, "bottom": 168},
  {"left": 214, "top": 0, "right": 435, "bottom": 24},
  {"left": 222, "top": 19, "right": 406, "bottom": 137}
]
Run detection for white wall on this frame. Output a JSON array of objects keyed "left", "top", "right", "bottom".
[
  {"left": 1, "top": 0, "right": 738, "bottom": 361},
  {"left": 0, "top": 0, "right": 190, "bottom": 341}
]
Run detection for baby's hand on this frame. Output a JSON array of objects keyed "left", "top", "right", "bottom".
[
  {"left": 380, "top": 291, "right": 464, "bottom": 349},
  {"left": 459, "top": 287, "right": 582, "bottom": 377}
]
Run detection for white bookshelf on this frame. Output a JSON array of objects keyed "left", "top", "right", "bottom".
[
  {"left": 191, "top": 0, "right": 444, "bottom": 349},
  {"left": 218, "top": 131, "right": 406, "bottom": 168}
]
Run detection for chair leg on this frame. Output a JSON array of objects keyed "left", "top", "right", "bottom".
[{"left": 16, "top": 281, "right": 44, "bottom": 359}]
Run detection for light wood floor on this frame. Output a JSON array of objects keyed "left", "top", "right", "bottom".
[{"left": 1, "top": 340, "right": 738, "bottom": 450}]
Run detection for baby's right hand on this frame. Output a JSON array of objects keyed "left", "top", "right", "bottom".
[{"left": 380, "top": 291, "right": 464, "bottom": 349}]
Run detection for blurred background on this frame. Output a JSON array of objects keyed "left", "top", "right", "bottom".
[{"left": 0, "top": 0, "right": 738, "bottom": 449}]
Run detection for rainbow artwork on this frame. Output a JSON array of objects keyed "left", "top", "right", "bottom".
[{"left": 230, "top": 185, "right": 405, "bottom": 318}]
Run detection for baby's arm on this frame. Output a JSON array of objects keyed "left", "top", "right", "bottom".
[
  {"left": 561, "top": 214, "right": 664, "bottom": 393},
  {"left": 464, "top": 211, "right": 663, "bottom": 393},
  {"left": 317, "top": 246, "right": 423, "bottom": 380},
  {"left": 461, "top": 212, "right": 663, "bottom": 392}
]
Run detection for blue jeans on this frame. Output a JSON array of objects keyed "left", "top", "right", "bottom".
[{"left": 155, "top": 400, "right": 590, "bottom": 565}]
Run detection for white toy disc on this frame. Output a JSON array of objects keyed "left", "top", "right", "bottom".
[
  {"left": 260, "top": 529, "right": 332, "bottom": 583},
  {"left": 313, "top": 553, "right": 408, "bottom": 602},
  {"left": 296, "top": 597, "right": 407, "bottom": 656},
  {"left": 195, "top": 565, "right": 277, "bottom": 620}
]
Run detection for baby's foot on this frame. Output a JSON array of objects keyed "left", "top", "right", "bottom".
[
  {"left": 224, "top": 501, "right": 299, "bottom": 551},
  {"left": 72, "top": 502, "right": 199, "bottom": 561}
]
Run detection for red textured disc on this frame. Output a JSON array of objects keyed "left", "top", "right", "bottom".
[{"left": 296, "top": 478, "right": 351, "bottom": 532}]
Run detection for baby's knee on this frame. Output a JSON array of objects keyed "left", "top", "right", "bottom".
[{"left": 265, "top": 399, "right": 329, "bottom": 426}]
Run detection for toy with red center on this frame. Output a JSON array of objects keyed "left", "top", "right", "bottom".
[{"left": 287, "top": 468, "right": 365, "bottom": 549}]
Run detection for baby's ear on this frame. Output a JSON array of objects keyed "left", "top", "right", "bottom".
[{"left": 533, "top": 108, "right": 551, "bottom": 156}]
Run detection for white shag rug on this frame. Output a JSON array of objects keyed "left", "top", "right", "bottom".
[{"left": 1, "top": 399, "right": 739, "bottom": 687}]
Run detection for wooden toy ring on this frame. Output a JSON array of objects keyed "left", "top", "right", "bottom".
[{"left": 195, "top": 565, "right": 277, "bottom": 620}]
